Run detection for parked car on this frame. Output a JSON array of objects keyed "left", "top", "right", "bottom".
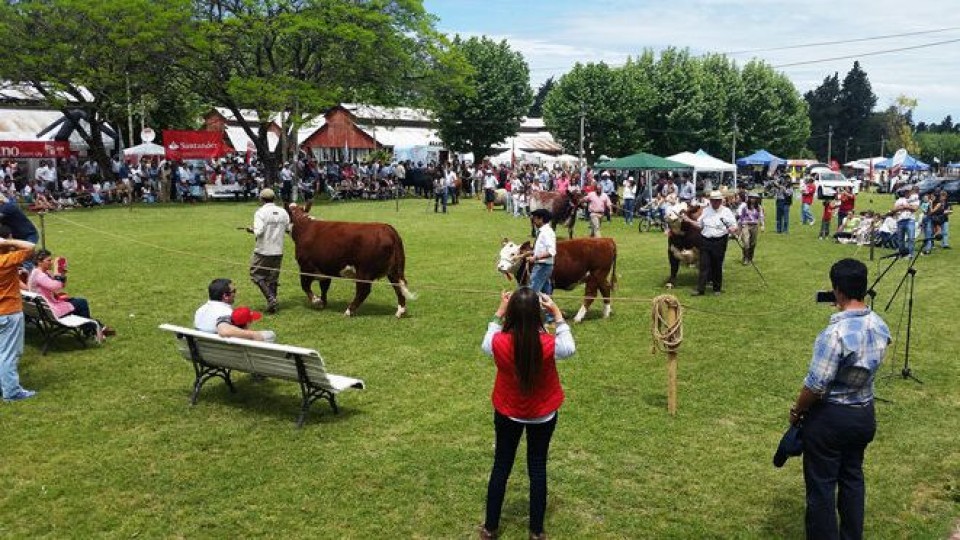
[
  {"left": 809, "top": 167, "right": 860, "bottom": 199},
  {"left": 918, "top": 177, "right": 960, "bottom": 203}
]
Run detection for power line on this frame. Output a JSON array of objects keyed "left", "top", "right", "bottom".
[
  {"left": 722, "top": 26, "right": 960, "bottom": 55},
  {"left": 525, "top": 26, "right": 960, "bottom": 73},
  {"left": 772, "top": 37, "right": 960, "bottom": 68}
]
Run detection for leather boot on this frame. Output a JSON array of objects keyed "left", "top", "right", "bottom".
[
  {"left": 267, "top": 282, "right": 279, "bottom": 313},
  {"left": 478, "top": 525, "right": 498, "bottom": 539},
  {"left": 253, "top": 279, "right": 275, "bottom": 313}
]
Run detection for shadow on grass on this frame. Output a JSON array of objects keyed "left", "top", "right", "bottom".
[
  {"left": 760, "top": 492, "right": 805, "bottom": 539},
  {"left": 285, "top": 298, "right": 404, "bottom": 318},
  {"left": 170, "top": 376, "right": 366, "bottom": 427}
]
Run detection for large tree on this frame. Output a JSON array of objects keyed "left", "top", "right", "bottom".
[
  {"left": 188, "top": 0, "right": 463, "bottom": 180},
  {"left": 543, "top": 59, "right": 654, "bottom": 162},
  {"left": 734, "top": 60, "right": 810, "bottom": 157},
  {"left": 528, "top": 77, "right": 554, "bottom": 118},
  {"left": 837, "top": 61, "right": 877, "bottom": 143},
  {"left": 434, "top": 36, "right": 532, "bottom": 162},
  {"left": 804, "top": 72, "right": 841, "bottom": 160},
  {"left": 0, "top": 0, "right": 192, "bottom": 180}
]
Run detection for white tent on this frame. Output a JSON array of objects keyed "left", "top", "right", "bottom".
[
  {"left": 123, "top": 142, "right": 165, "bottom": 158},
  {"left": 667, "top": 150, "right": 737, "bottom": 175},
  {"left": 489, "top": 148, "right": 532, "bottom": 165}
]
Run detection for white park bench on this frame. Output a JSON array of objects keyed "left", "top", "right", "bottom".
[
  {"left": 204, "top": 184, "right": 246, "bottom": 200},
  {"left": 21, "top": 290, "right": 99, "bottom": 354},
  {"left": 158, "top": 324, "right": 365, "bottom": 428}
]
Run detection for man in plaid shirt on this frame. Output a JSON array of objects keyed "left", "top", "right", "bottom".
[{"left": 789, "top": 258, "right": 891, "bottom": 540}]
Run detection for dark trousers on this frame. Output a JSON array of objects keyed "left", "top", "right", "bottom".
[
  {"left": 697, "top": 236, "right": 728, "bottom": 293},
  {"left": 67, "top": 297, "right": 91, "bottom": 319},
  {"left": 776, "top": 200, "right": 790, "bottom": 233},
  {"left": 434, "top": 190, "right": 447, "bottom": 212},
  {"left": 485, "top": 410, "right": 557, "bottom": 535},
  {"left": 803, "top": 402, "right": 876, "bottom": 540}
]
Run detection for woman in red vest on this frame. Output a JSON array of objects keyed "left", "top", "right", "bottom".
[{"left": 479, "top": 288, "right": 576, "bottom": 540}]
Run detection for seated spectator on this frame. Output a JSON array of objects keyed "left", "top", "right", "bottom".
[
  {"left": 27, "top": 249, "right": 115, "bottom": 338},
  {"left": 876, "top": 212, "right": 898, "bottom": 249},
  {"left": 229, "top": 306, "right": 274, "bottom": 342},
  {"left": 141, "top": 184, "right": 156, "bottom": 204},
  {"left": 194, "top": 278, "right": 275, "bottom": 341}
]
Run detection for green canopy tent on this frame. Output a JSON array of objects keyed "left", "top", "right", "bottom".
[{"left": 594, "top": 152, "right": 694, "bottom": 200}]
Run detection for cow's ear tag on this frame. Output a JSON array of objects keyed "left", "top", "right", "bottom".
[{"left": 501, "top": 237, "right": 509, "bottom": 246}]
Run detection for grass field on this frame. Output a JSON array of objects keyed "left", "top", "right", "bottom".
[{"left": 1, "top": 195, "right": 957, "bottom": 539}]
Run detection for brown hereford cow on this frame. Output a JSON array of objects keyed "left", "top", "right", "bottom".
[
  {"left": 496, "top": 237, "right": 617, "bottom": 322},
  {"left": 664, "top": 202, "right": 703, "bottom": 288},
  {"left": 528, "top": 191, "right": 581, "bottom": 238},
  {"left": 287, "top": 203, "right": 415, "bottom": 317}
]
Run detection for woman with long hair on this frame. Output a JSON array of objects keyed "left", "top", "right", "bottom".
[
  {"left": 27, "top": 250, "right": 114, "bottom": 339},
  {"left": 479, "top": 288, "right": 576, "bottom": 540}
]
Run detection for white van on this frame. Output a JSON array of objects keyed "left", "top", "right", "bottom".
[{"left": 810, "top": 167, "right": 860, "bottom": 199}]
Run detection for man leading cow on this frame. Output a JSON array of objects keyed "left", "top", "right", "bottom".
[
  {"left": 683, "top": 190, "right": 738, "bottom": 296},
  {"left": 526, "top": 209, "right": 556, "bottom": 297},
  {"left": 246, "top": 188, "right": 290, "bottom": 313}
]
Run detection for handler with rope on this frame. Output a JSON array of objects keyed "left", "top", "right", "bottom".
[
  {"left": 245, "top": 188, "right": 289, "bottom": 313},
  {"left": 683, "top": 191, "right": 738, "bottom": 296}
]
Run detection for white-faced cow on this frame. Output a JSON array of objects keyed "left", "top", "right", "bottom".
[
  {"left": 288, "top": 203, "right": 415, "bottom": 317},
  {"left": 496, "top": 237, "right": 617, "bottom": 323},
  {"left": 664, "top": 202, "right": 703, "bottom": 288}
]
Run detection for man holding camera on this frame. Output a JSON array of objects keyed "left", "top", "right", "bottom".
[{"left": 789, "top": 258, "right": 890, "bottom": 540}]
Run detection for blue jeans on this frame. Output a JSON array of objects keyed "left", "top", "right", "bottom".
[
  {"left": 0, "top": 312, "right": 26, "bottom": 398},
  {"left": 528, "top": 263, "right": 553, "bottom": 295},
  {"left": 942, "top": 221, "right": 950, "bottom": 247},
  {"left": 803, "top": 402, "right": 876, "bottom": 540},
  {"left": 434, "top": 189, "right": 447, "bottom": 213},
  {"left": 896, "top": 219, "right": 915, "bottom": 256},
  {"left": 922, "top": 217, "right": 934, "bottom": 253},
  {"left": 623, "top": 198, "right": 635, "bottom": 224},
  {"left": 801, "top": 202, "right": 813, "bottom": 225},
  {"left": 776, "top": 200, "right": 790, "bottom": 233}
]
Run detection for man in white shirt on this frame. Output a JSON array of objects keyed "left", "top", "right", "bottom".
[
  {"left": 527, "top": 209, "right": 557, "bottom": 296},
  {"left": 483, "top": 168, "right": 498, "bottom": 212},
  {"left": 245, "top": 188, "right": 290, "bottom": 313},
  {"left": 893, "top": 186, "right": 919, "bottom": 257},
  {"left": 194, "top": 278, "right": 275, "bottom": 341},
  {"left": 684, "top": 190, "right": 738, "bottom": 296}
]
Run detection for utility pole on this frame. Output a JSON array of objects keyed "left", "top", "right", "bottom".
[
  {"left": 880, "top": 137, "right": 886, "bottom": 157},
  {"left": 731, "top": 116, "right": 738, "bottom": 190},
  {"left": 578, "top": 102, "right": 585, "bottom": 186},
  {"left": 844, "top": 137, "right": 851, "bottom": 163},
  {"left": 125, "top": 73, "right": 134, "bottom": 148},
  {"left": 826, "top": 124, "right": 833, "bottom": 163}
]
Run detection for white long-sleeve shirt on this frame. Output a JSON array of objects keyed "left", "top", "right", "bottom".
[
  {"left": 253, "top": 202, "right": 290, "bottom": 256},
  {"left": 533, "top": 223, "right": 557, "bottom": 264}
]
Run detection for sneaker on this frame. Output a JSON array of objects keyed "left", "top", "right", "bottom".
[
  {"left": 691, "top": 290, "right": 705, "bottom": 296},
  {"left": 713, "top": 290, "right": 722, "bottom": 296},
  {"left": 3, "top": 389, "right": 37, "bottom": 402}
]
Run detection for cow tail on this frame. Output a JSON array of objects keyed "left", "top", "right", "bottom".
[
  {"left": 391, "top": 235, "right": 418, "bottom": 301},
  {"left": 611, "top": 245, "right": 619, "bottom": 292}
]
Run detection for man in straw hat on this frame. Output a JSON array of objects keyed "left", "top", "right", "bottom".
[
  {"left": 682, "top": 190, "right": 738, "bottom": 296},
  {"left": 245, "top": 188, "right": 290, "bottom": 313}
]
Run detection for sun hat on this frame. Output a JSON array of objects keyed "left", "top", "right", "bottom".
[
  {"left": 709, "top": 190, "right": 724, "bottom": 200},
  {"left": 259, "top": 188, "right": 276, "bottom": 200},
  {"left": 231, "top": 306, "right": 263, "bottom": 327}
]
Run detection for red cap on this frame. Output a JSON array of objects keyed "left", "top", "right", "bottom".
[{"left": 231, "top": 306, "right": 263, "bottom": 327}]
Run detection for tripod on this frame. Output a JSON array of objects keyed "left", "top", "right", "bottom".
[{"left": 883, "top": 252, "right": 923, "bottom": 384}]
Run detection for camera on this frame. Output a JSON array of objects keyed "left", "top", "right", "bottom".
[{"left": 815, "top": 290, "right": 836, "bottom": 304}]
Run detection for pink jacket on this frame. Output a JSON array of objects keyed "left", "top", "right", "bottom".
[{"left": 28, "top": 268, "right": 74, "bottom": 318}]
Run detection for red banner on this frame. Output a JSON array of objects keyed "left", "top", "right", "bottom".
[
  {"left": 162, "top": 130, "right": 225, "bottom": 160},
  {"left": 0, "top": 140, "right": 71, "bottom": 159}
]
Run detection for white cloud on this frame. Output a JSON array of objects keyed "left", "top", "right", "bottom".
[{"left": 440, "top": 0, "right": 960, "bottom": 121}]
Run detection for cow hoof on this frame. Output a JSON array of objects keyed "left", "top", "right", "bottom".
[
  {"left": 395, "top": 306, "right": 407, "bottom": 318},
  {"left": 311, "top": 298, "right": 325, "bottom": 309},
  {"left": 665, "top": 283, "right": 674, "bottom": 289},
  {"left": 344, "top": 309, "right": 353, "bottom": 317},
  {"left": 573, "top": 306, "right": 588, "bottom": 323},
  {"left": 603, "top": 305, "right": 612, "bottom": 318}
]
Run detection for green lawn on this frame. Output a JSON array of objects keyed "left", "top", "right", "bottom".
[{"left": 1, "top": 196, "right": 957, "bottom": 539}]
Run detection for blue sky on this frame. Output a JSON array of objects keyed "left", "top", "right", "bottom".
[{"left": 424, "top": 0, "right": 960, "bottom": 123}]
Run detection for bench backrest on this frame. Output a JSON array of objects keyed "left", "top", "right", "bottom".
[
  {"left": 21, "top": 290, "right": 55, "bottom": 321},
  {"left": 158, "top": 324, "right": 336, "bottom": 387}
]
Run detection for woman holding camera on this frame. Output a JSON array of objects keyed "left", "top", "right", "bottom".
[
  {"left": 27, "top": 250, "right": 114, "bottom": 338},
  {"left": 479, "top": 288, "right": 576, "bottom": 540}
]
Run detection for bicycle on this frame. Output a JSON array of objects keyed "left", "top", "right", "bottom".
[{"left": 636, "top": 205, "right": 666, "bottom": 233}]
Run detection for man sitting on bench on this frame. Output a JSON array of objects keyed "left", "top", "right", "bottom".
[{"left": 194, "top": 278, "right": 275, "bottom": 342}]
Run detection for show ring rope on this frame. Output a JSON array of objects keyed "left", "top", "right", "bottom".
[{"left": 651, "top": 294, "right": 683, "bottom": 416}]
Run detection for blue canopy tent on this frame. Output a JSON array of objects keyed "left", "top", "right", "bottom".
[
  {"left": 735, "top": 149, "right": 784, "bottom": 166},
  {"left": 874, "top": 154, "right": 930, "bottom": 171}
]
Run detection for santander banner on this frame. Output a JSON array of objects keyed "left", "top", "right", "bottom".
[
  {"left": 162, "top": 130, "right": 225, "bottom": 160},
  {"left": 0, "top": 140, "right": 71, "bottom": 159}
]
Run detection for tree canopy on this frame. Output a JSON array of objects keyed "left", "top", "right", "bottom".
[
  {"left": 433, "top": 36, "right": 532, "bottom": 162},
  {"left": 543, "top": 49, "right": 809, "bottom": 162}
]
